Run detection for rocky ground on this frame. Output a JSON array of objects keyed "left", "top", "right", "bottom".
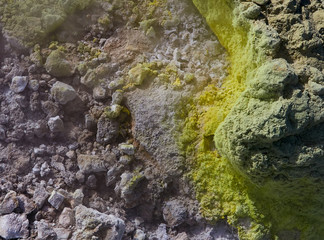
[{"left": 0, "top": 0, "right": 237, "bottom": 239}]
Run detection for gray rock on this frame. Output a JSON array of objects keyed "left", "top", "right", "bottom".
[
  {"left": 162, "top": 199, "right": 188, "bottom": 226},
  {"left": 77, "top": 154, "right": 115, "bottom": 174},
  {"left": 313, "top": 9, "right": 324, "bottom": 35},
  {"left": 48, "top": 116, "right": 64, "bottom": 133},
  {"left": 96, "top": 115, "right": 119, "bottom": 144},
  {"left": 155, "top": 224, "right": 169, "bottom": 240},
  {"left": 33, "top": 120, "right": 48, "bottom": 138},
  {"left": 174, "top": 232, "right": 188, "bottom": 240},
  {"left": 80, "top": 63, "right": 112, "bottom": 88},
  {"left": 76, "top": 170, "right": 85, "bottom": 183},
  {"left": 112, "top": 90, "right": 124, "bottom": 105},
  {"left": 86, "top": 175, "right": 97, "bottom": 189},
  {"left": 72, "top": 205, "right": 125, "bottom": 240},
  {"left": 126, "top": 85, "right": 185, "bottom": 177},
  {"left": 0, "top": 191, "right": 19, "bottom": 215},
  {"left": 93, "top": 85, "right": 107, "bottom": 100},
  {"left": 85, "top": 114, "right": 96, "bottom": 130},
  {"left": 36, "top": 220, "right": 57, "bottom": 240},
  {"left": 41, "top": 101, "right": 60, "bottom": 117},
  {"left": 119, "top": 155, "right": 132, "bottom": 165},
  {"left": 45, "top": 50, "right": 74, "bottom": 78},
  {"left": 10, "top": 76, "right": 28, "bottom": 93},
  {"left": 134, "top": 229, "right": 146, "bottom": 240},
  {"left": 0, "top": 213, "right": 29, "bottom": 239},
  {"left": 33, "top": 186, "right": 49, "bottom": 209},
  {"left": 309, "top": 81, "right": 324, "bottom": 96},
  {"left": 72, "top": 189, "right": 84, "bottom": 208},
  {"left": 106, "top": 165, "right": 123, "bottom": 187},
  {"left": 54, "top": 228, "right": 71, "bottom": 240},
  {"left": 50, "top": 81, "right": 77, "bottom": 105},
  {"left": 0, "top": 125, "right": 5, "bottom": 141},
  {"left": 17, "top": 195, "right": 36, "bottom": 215},
  {"left": 28, "top": 79, "right": 39, "bottom": 91},
  {"left": 241, "top": 2, "right": 261, "bottom": 19},
  {"left": 119, "top": 143, "right": 135, "bottom": 155},
  {"left": 48, "top": 190, "right": 65, "bottom": 210},
  {"left": 119, "top": 172, "right": 145, "bottom": 207},
  {"left": 59, "top": 207, "right": 74, "bottom": 228},
  {"left": 40, "top": 162, "right": 51, "bottom": 177}
]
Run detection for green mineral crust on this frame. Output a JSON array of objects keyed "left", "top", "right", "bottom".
[{"left": 0, "top": 0, "right": 92, "bottom": 47}]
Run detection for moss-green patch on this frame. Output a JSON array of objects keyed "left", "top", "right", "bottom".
[{"left": 0, "top": 0, "right": 93, "bottom": 47}]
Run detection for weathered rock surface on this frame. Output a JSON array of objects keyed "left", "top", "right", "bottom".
[
  {"left": 0, "top": 213, "right": 29, "bottom": 239},
  {"left": 45, "top": 50, "right": 74, "bottom": 78},
  {"left": 50, "top": 81, "right": 77, "bottom": 105},
  {"left": 73, "top": 205, "right": 125, "bottom": 240},
  {"left": 10, "top": 76, "right": 28, "bottom": 93}
]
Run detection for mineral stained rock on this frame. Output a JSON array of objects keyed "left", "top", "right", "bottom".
[{"left": 190, "top": 0, "right": 324, "bottom": 239}]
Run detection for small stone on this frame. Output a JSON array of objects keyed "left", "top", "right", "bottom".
[
  {"left": 0, "top": 191, "right": 19, "bottom": 215},
  {"left": 0, "top": 213, "right": 29, "bottom": 239},
  {"left": 112, "top": 90, "right": 123, "bottom": 105},
  {"left": 41, "top": 101, "right": 60, "bottom": 117},
  {"left": 85, "top": 114, "right": 96, "bottom": 130},
  {"left": 48, "top": 116, "right": 64, "bottom": 133},
  {"left": 155, "top": 224, "right": 169, "bottom": 240},
  {"left": 106, "top": 165, "right": 123, "bottom": 187},
  {"left": 73, "top": 205, "right": 125, "bottom": 240},
  {"left": 48, "top": 190, "right": 65, "bottom": 210},
  {"left": 134, "top": 229, "right": 146, "bottom": 240},
  {"left": 72, "top": 189, "right": 84, "bottom": 208},
  {"left": 40, "top": 162, "right": 51, "bottom": 177},
  {"left": 309, "top": 81, "right": 324, "bottom": 96},
  {"left": 76, "top": 170, "right": 85, "bottom": 183},
  {"left": 86, "top": 175, "right": 97, "bottom": 189},
  {"left": 11, "top": 76, "right": 28, "bottom": 93},
  {"left": 119, "top": 155, "right": 132, "bottom": 165},
  {"left": 17, "top": 195, "right": 36, "bottom": 215},
  {"left": 104, "top": 104, "right": 122, "bottom": 118},
  {"left": 93, "top": 85, "right": 107, "bottom": 100},
  {"left": 96, "top": 115, "right": 119, "bottom": 144},
  {"left": 119, "top": 143, "right": 135, "bottom": 155},
  {"left": 28, "top": 79, "right": 39, "bottom": 91},
  {"left": 241, "top": 2, "right": 261, "bottom": 19},
  {"left": 66, "top": 150, "right": 76, "bottom": 159},
  {"left": 36, "top": 220, "right": 57, "bottom": 239},
  {"left": 163, "top": 199, "right": 188, "bottom": 226},
  {"left": 175, "top": 232, "right": 189, "bottom": 240},
  {"left": 77, "top": 154, "right": 108, "bottom": 174},
  {"left": 33, "top": 186, "right": 49, "bottom": 209},
  {"left": 54, "top": 228, "right": 71, "bottom": 239},
  {"left": 108, "top": 78, "right": 124, "bottom": 90},
  {"left": 45, "top": 50, "right": 74, "bottom": 77},
  {"left": 0, "top": 125, "right": 6, "bottom": 141},
  {"left": 59, "top": 207, "right": 74, "bottom": 228},
  {"left": 50, "top": 81, "right": 77, "bottom": 105}
]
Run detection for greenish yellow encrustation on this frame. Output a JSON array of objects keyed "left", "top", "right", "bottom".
[
  {"left": 182, "top": 0, "right": 324, "bottom": 239},
  {"left": 0, "top": 0, "right": 92, "bottom": 47}
]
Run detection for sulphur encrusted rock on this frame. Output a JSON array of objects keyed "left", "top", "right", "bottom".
[{"left": 45, "top": 50, "right": 74, "bottom": 78}]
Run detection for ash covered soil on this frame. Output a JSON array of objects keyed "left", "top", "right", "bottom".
[{"left": 0, "top": 0, "right": 235, "bottom": 239}]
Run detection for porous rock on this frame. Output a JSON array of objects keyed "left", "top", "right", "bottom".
[
  {"left": 0, "top": 213, "right": 29, "bottom": 239},
  {"left": 72, "top": 205, "right": 125, "bottom": 240},
  {"left": 10, "top": 76, "right": 28, "bottom": 93},
  {"left": 50, "top": 81, "right": 77, "bottom": 105},
  {"left": 45, "top": 50, "right": 74, "bottom": 77}
]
